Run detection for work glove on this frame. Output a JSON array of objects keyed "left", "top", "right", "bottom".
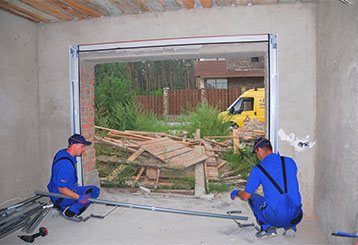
[
  {"left": 78, "top": 194, "right": 90, "bottom": 204},
  {"left": 230, "top": 190, "right": 240, "bottom": 200}
]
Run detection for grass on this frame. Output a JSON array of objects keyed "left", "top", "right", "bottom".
[
  {"left": 208, "top": 181, "right": 231, "bottom": 193},
  {"left": 221, "top": 147, "right": 259, "bottom": 179}
]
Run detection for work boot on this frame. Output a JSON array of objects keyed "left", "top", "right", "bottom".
[
  {"left": 255, "top": 227, "right": 278, "bottom": 239},
  {"left": 283, "top": 228, "right": 296, "bottom": 238}
]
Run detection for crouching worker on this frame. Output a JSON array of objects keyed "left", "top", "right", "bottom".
[
  {"left": 230, "top": 137, "right": 303, "bottom": 239},
  {"left": 47, "top": 134, "right": 100, "bottom": 220}
]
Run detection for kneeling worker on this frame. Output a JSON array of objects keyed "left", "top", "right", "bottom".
[
  {"left": 47, "top": 134, "right": 100, "bottom": 219},
  {"left": 230, "top": 137, "right": 303, "bottom": 238}
]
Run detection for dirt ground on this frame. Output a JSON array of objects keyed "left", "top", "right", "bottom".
[{"left": 1, "top": 189, "right": 328, "bottom": 245}]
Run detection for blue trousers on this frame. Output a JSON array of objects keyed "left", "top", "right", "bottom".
[
  {"left": 51, "top": 185, "right": 100, "bottom": 215},
  {"left": 248, "top": 193, "right": 302, "bottom": 231}
]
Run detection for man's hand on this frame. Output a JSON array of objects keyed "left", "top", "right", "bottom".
[
  {"left": 78, "top": 194, "right": 90, "bottom": 204},
  {"left": 230, "top": 190, "right": 240, "bottom": 200}
]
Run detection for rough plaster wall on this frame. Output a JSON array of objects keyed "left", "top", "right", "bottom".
[
  {"left": 0, "top": 11, "right": 39, "bottom": 204},
  {"left": 315, "top": 1, "right": 358, "bottom": 243},
  {"left": 37, "top": 3, "right": 317, "bottom": 216}
]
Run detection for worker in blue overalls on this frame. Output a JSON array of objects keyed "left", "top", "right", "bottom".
[
  {"left": 230, "top": 137, "right": 303, "bottom": 238},
  {"left": 47, "top": 134, "right": 100, "bottom": 220}
]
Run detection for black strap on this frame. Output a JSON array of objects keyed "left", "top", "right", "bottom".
[
  {"left": 55, "top": 157, "right": 76, "bottom": 169},
  {"left": 281, "top": 156, "right": 288, "bottom": 193},
  {"left": 257, "top": 164, "right": 284, "bottom": 194},
  {"left": 257, "top": 156, "right": 288, "bottom": 194}
]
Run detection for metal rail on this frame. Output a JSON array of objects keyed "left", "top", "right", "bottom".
[
  {"left": 35, "top": 191, "right": 248, "bottom": 221},
  {"left": 0, "top": 196, "right": 42, "bottom": 220}
]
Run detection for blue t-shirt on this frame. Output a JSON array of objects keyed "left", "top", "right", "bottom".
[
  {"left": 245, "top": 153, "right": 301, "bottom": 210},
  {"left": 47, "top": 149, "right": 78, "bottom": 193}
]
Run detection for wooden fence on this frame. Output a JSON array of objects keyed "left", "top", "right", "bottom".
[
  {"left": 136, "top": 88, "right": 242, "bottom": 115},
  {"left": 136, "top": 95, "right": 163, "bottom": 115}
]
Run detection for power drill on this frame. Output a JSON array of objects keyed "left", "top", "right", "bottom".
[{"left": 18, "top": 227, "right": 48, "bottom": 243}]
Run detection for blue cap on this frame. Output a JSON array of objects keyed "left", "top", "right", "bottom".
[
  {"left": 68, "top": 134, "right": 92, "bottom": 145},
  {"left": 252, "top": 137, "right": 271, "bottom": 153}
]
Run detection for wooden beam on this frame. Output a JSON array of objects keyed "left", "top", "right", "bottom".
[
  {"left": 41, "top": 0, "right": 87, "bottom": 19},
  {"left": 215, "top": 0, "right": 232, "bottom": 6},
  {"left": 19, "top": 0, "right": 72, "bottom": 20},
  {"left": 216, "top": 160, "right": 227, "bottom": 170},
  {"left": 59, "top": 0, "right": 101, "bottom": 18},
  {"left": 182, "top": 0, "right": 194, "bottom": 8},
  {"left": 194, "top": 146, "right": 206, "bottom": 197},
  {"left": 0, "top": 0, "right": 50, "bottom": 22},
  {"left": 81, "top": 0, "right": 110, "bottom": 16},
  {"left": 200, "top": 0, "right": 212, "bottom": 8},
  {"left": 112, "top": 0, "right": 139, "bottom": 14},
  {"left": 154, "top": 169, "right": 160, "bottom": 189},
  {"left": 0, "top": 4, "right": 40, "bottom": 22},
  {"left": 127, "top": 148, "right": 145, "bottom": 162},
  {"left": 233, "top": 128, "right": 240, "bottom": 154},
  {"left": 130, "top": 0, "right": 150, "bottom": 13},
  {"left": 105, "top": 164, "right": 126, "bottom": 181},
  {"left": 132, "top": 166, "right": 145, "bottom": 187}
]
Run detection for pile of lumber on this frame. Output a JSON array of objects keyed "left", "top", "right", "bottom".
[{"left": 94, "top": 125, "right": 265, "bottom": 195}]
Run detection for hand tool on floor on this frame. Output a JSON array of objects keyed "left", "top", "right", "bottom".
[
  {"left": 332, "top": 231, "right": 358, "bottom": 238},
  {"left": 35, "top": 191, "right": 248, "bottom": 221},
  {"left": 83, "top": 206, "right": 118, "bottom": 222},
  {"left": 226, "top": 210, "right": 260, "bottom": 230},
  {"left": 18, "top": 226, "right": 48, "bottom": 243}
]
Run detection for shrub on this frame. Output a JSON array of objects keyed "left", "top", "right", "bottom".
[{"left": 181, "top": 100, "right": 231, "bottom": 138}]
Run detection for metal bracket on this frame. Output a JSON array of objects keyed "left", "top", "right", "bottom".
[{"left": 270, "top": 34, "right": 277, "bottom": 49}]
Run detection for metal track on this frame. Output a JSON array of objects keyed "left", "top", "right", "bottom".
[{"left": 35, "top": 191, "right": 248, "bottom": 221}]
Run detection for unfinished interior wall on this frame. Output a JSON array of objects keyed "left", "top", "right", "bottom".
[
  {"left": 0, "top": 11, "right": 39, "bottom": 203},
  {"left": 35, "top": 2, "right": 317, "bottom": 216},
  {"left": 315, "top": 1, "right": 358, "bottom": 243}
]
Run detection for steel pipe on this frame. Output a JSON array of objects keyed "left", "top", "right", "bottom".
[{"left": 35, "top": 191, "right": 248, "bottom": 221}]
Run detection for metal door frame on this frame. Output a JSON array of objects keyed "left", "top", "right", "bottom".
[{"left": 70, "top": 34, "right": 278, "bottom": 185}]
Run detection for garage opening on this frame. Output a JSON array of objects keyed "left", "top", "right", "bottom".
[{"left": 70, "top": 34, "right": 278, "bottom": 187}]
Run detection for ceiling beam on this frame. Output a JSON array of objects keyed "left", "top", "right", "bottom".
[
  {"left": 80, "top": 0, "right": 110, "bottom": 16},
  {"left": 0, "top": 0, "right": 50, "bottom": 22},
  {"left": 112, "top": 0, "right": 140, "bottom": 14},
  {"left": 19, "top": 0, "right": 73, "bottom": 21},
  {"left": 41, "top": 0, "right": 87, "bottom": 19},
  {"left": 200, "top": 0, "right": 212, "bottom": 8},
  {"left": 182, "top": 0, "right": 195, "bottom": 8},
  {"left": 59, "top": 0, "right": 102, "bottom": 18},
  {"left": 215, "top": 0, "right": 232, "bottom": 6},
  {"left": 0, "top": 4, "right": 39, "bottom": 22},
  {"left": 130, "top": 0, "right": 150, "bottom": 13},
  {"left": 234, "top": 0, "right": 249, "bottom": 5}
]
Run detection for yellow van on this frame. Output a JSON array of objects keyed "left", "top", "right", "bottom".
[{"left": 219, "top": 88, "right": 265, "bottom": 128}]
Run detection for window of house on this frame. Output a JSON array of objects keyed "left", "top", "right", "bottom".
[
  {"left": 251, "top": 57, "right": 259, "bottom": 63},
  {"left": 206, "top": 78, "right": 227, "bottom": 89}
]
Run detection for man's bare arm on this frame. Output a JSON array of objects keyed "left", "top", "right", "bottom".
[
  {"left": 238, "top": 190, "right": 252, "bottom": 201},
  {"left": 58, "top": 187, "right": 80, "bottom": 200}
]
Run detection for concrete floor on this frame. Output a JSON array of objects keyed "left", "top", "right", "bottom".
[{"left": 1, "top": 189, "right": 328, "bottom": 245}]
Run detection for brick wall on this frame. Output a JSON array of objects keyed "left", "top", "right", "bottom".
[{"left": 80, "top": 63, "right": 96, "bottom": 173}]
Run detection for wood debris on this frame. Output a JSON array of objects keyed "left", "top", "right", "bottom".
[{"left": 94, "top": 125, "right": 264, "bottom": 195}]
